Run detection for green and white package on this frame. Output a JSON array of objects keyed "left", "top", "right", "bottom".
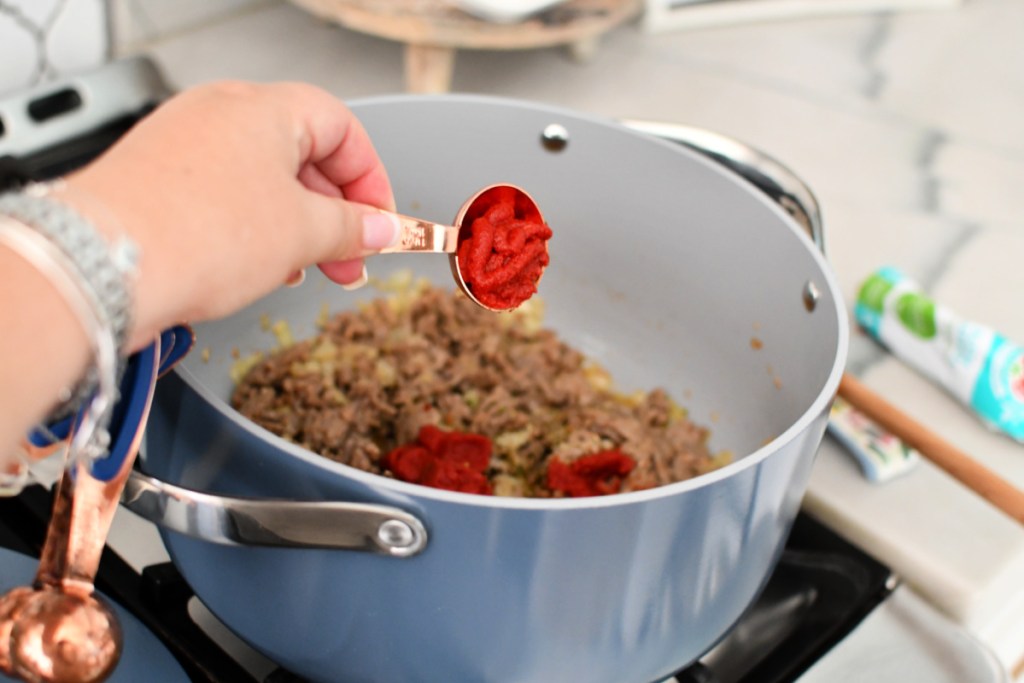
[{"left": 855, "top": 266, "right": 1024, "bottom": 442}]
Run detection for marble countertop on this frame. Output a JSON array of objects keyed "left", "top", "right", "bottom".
[{"left": 119, "top": 0, "right": 1024, "bottom": 676}]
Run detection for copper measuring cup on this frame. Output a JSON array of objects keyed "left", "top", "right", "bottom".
[{"left": 377, "top": 183, "right": 549, "bottom": 312}]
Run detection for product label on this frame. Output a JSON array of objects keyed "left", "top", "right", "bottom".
[
  {"left": 855, "top": 269, "right": 896, "bottom": 337},
  {"left": 971, "top": 337, "right": 1024, "bottom": 440},
  {"left": 855, "top": 266, "right": 1024, "bottom": 443},
  {"left": 895, "top": 292, "right": 937, "bottom": 339}
]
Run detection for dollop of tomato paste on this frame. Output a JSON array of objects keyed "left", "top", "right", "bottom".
[
  {"left": 383, "top": 425, "right": 493, "bottom": 495},
  {"left": 456, "top": 185, "right": 552, "bottom": 311},
  {"left": 546, "top": 450, "right": 636, "bottom": 497}
]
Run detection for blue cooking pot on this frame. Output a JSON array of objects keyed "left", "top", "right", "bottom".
[{"left": 127, "top": 95, "right": 847, "bottom": 683}]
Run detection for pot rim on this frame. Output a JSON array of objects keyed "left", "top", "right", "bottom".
[{"left": 172, "top": 94, "right": 850, "bottom": 511}]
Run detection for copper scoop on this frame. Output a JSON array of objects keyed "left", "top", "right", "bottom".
[
  {"left": 378, "top": 183, "right": 550, "bottom": 312},
  {"left": 0, "top": 327, "right": 192, "bottom": 683}
]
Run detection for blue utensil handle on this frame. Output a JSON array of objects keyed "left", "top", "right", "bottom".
[
  {"left": 157, "top": 324, "right": 195, "bottom": 377},
  {"left": 27, "top": 324, "right": 194, "bottom": 482}
]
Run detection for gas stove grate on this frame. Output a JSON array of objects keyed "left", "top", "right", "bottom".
[
  {"left": 0, "top": 60, "right": 895, "bottom": 681},
  {"left": 0, "top": 485, "right": 256, "bottom": 683},
  {"left": 0, "top": 484, "right": 894, "bottom": 683}
]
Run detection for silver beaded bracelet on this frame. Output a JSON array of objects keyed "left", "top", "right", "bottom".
[
  {"left": 0, "top": 216, "right": 121, "bottom": 491},
  {"left": 0, "top": 182, "right": 139, "bottom": 422}
]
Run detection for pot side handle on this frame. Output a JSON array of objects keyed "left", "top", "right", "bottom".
[
  {"left": 620, "top": 120, "right": 825, "bottom": 256},
  {"left": 121, "top": 471, "right": 428, "bottom": 558}
]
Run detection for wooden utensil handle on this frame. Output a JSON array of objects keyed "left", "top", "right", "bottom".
[{"left": 837, "top": 373, "right": 1024, "bottom": 527}]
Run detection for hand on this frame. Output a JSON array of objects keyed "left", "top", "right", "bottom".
[{"left": 56, "top": 80, "right": 398, "bottom": 351}]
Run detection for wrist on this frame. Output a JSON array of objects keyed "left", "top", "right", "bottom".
[
  {"left": 0, "top": 229, "right": 91, "bottom": 466},
  {"left": 0, "top": 182, "right": 136, "bottom": 424},
  {"left": 57, "top": 172, "right": 186, "bottom": 352}
]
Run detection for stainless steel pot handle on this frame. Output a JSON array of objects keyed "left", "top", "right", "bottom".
[
  {"left": 122, "top": 470, "right": 428, "bottom": 557},
  {"left": 621, "top": 120, "right": 825, "bottom": 255}
]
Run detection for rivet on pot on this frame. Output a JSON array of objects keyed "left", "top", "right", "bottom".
[
  {"left": 803, "top": 280, "right": 820, "bottom": 312},
  {"left": 540, "top": 124, "right": 569, "bottom": 152},
  {"left": 378, "top": 519, "right": 416, "bottom": 549}
]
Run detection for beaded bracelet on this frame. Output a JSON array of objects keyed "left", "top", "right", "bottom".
[
  {"left": 0, "top": 182, "right": 138, "bottom": 421},
  {"left": 0, "top": 183, "right": 138, "bottom": 492},
  {"left": 0, "top": 216, "right": 118, "bottom": 491}
]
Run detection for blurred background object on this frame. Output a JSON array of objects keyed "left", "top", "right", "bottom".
[
  {"left": 281, "top": 0, "right": 642, "bottom": 92},
  {"left": 449, "top": 0, "right": 571, "bottom": 23},
  {"left": 643, "top": 0, "right": 962, "bottom": 33}
]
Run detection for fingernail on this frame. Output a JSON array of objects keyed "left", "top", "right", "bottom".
[
  {"left": 285, "top": 269, "right": 306, "bottom": 287},
  {"left": 362, "top": 212, "right": 400, "bottom": 250},
  {"left": 341, "top": 264, "right": 369, "bottom": 291}
]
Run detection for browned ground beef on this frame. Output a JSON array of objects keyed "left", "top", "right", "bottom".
[{"left": 231, "top": 284, "right": 722, "bottom": 497}]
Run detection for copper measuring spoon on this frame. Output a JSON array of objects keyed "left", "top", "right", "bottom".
[{"left": 378, "top": 183, "right": 549, "bottom": 312}]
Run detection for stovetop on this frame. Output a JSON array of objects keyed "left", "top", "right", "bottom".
[
  {"left": 0, "top": 56, "right": 1010, "bottom": 683},
  {"left": 0, "top": 60, "right": 895, "bottom": 682},
  {"left": 0, "top": 483, "right": 893, "bottom": 683}
]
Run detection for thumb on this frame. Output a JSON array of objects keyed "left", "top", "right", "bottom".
[
  {"left": 301, "top": 194, "right": 400, "bottom": 262},
  {"left": 299, "top": 193, "right": 400, "bottom": 285}
]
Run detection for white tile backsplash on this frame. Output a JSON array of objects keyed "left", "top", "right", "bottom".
[
  {"left": 0, "top": 0, "right": 108, "bottom": 96},
  {"left": 0, "top": 0, "right": 273, "bottom": 96},
  {"left": 0, "top": 10, "right": 40, "bottom": 94},
  {"left": 12, "top": 0, "right": 63, "bottom": 25},
  {"left": 47, "top": 0, "right": 109, "bottom": 72}
]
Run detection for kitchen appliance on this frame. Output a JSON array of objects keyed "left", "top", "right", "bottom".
[
  {"left": 0, "top": 482, "right": 911, "bottom": 683},
  {"left": 0, "top": 57, "right": 1009, "bottom": 683}
]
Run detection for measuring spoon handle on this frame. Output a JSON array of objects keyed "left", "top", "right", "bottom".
[{"left": 377, "top": 212, "right": 459, "bottom": 254}]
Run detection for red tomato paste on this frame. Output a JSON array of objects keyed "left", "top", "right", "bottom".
[
  {"left": 456, "top": 185, "right": 552, "bottom": 310},
  {"left": 546, "top": 450, "right": 637, "bottom": 497},
  {"left": 383, "top": 425, "right": 493, "bottom": 495}
]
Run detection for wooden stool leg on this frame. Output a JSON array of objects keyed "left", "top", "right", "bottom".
[
  {"left": 569, "top": 36, "right": 600, "bottom": 63},
  {"left": 404, "top": 44, "right": 456, "bottom": 93}
]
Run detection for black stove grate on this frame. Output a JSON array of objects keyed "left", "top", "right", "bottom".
[
  {"left": 673, "top": 514, "right": 894, "bottom": 683},
  {"left": 0, "top": 69, "right": 895, "bottom": 683},
  {"left": 0, "top": 484, "right": 894, "bottom": 683},
  {"left": 0, "top": 485, "right": 256, "bottom": 683}
]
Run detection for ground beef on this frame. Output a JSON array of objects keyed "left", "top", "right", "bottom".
[{"left": 231, "top": 283, "right": 724, "bottom": 497}]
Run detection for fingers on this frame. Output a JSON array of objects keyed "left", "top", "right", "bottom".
[
  {"left": 273, "top": 82, "right": 396, "bottom": 212},
  {"left": 297, "top": 194, "right": 399, "bottom": 269},
  {"left": 297, "top": 162, "right": 343, "bottom": 198},
  {"left": 298, "top": 198, "right": 399, "bottom": 288},
  {"left": 279, "top": 83, "right": 399, "bottom": 288},
  {"left": 320, "top": 120, "right": 395, "bottom": 211},
  {"left": 318, "top": 259, "right": 368, "bottom": 288},
  {"left": 361, "top": 212, "right": 401, "bottom": 252},
  {"left": 177, "top": 82, "right": 398, "bottom": 290}
]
